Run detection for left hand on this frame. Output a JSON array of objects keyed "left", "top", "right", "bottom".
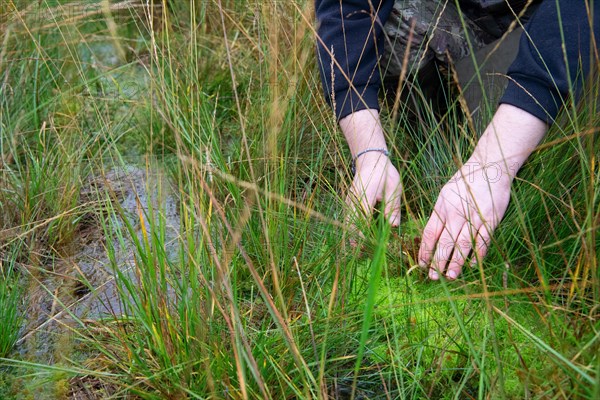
[
  {"left": 417, "top": 104, "right": 548, "bottom": 280},
  {"left": 418, "top": 160, "right": 512, "bottom": 280}
]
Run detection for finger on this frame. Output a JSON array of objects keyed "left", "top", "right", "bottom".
[
  {"left": 345, "top": 181, "right": 377, "bottom": 237},
  {"left": 428, "top": 218, "right": 464, "bottom": 280},
  {"left": 471, "top": 223, "right": 492, "bottom": 267},
  {"left": 383, "top": 183, "right": 402, "bottom": 227},
  {"left": 445, "top": 223, "right": 477, "bottom": 280},
  {"left": 418, "top": 210, "right": 444, "bottom": 269},
  {"left": 345, "top": 184, "right": 374, "bottom": 222}
]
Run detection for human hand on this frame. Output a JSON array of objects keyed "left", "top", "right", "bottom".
[
  {"left": 338, "top": 109, "right": 401, "bottom": 235},
  {"left": 418, "top": 161, "right": 512, "bottom": 280},
  {"left": 346, "top": 152, "right": 402, "bottom": 230},
  {"left": 417, "top": 104, "right": 548, "bottom": 280}
]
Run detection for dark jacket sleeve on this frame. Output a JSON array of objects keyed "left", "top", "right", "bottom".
[
  {"left": 500, "top": 0, "right": 600, "bottom": 124},
  {"left": 315, "top": 0, "right": 393, "bottom": 121}
]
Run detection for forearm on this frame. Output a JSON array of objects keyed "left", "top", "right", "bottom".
[
  {"left": 468, "top": 104, "right": 548, "bottom": 180},
  {"left": 339, "top": 109, "right": 388, "bottom": 158}
]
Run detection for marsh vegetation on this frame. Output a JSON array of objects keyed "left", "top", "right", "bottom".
[{"left": 0, "top": 1, "right": 598, "bottom": 399}]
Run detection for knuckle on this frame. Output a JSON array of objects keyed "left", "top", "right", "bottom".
[{"left": 422, "top": 228, "right": 437, "bottom": 241}]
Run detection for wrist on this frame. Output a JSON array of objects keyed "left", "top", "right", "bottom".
[
  {"left": 468, "top": 104, "right": 547, "bottom": 181},
  {"left": 353, "top": 151, "right": 393, "bottom": 177},
  {"left": 355, "top": 148, "right": 389, "bottom": 165},
  {"left": 468, "top": 149, "right": 528, "bottom": 182},
  {"left": 339, "top": 109, "right": 388, "bottom": 158},
  {"left": 460, "top": 154, "right": 517, "bottom": 184}
]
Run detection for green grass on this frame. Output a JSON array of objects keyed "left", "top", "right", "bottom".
[
  {"left": 0, "top": 256, "right": 22, "bottom": 359},
  {"left": 0, "top": 0, "right": 598, "bottom": 399}
]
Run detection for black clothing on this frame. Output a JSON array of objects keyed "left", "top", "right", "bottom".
[
  {"left": 316, "top": 0, "right": 599, "bottom": 123},
  {"left": 315, "top": 0, "right": 393, "bottom": 120},
  {"left": 500, "top": 0, "right": 600, "bottom": 123}
]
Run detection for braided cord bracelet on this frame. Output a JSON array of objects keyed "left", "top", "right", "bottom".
[{"left": 350, "top": 148, "right": 390, "bottom": 175}]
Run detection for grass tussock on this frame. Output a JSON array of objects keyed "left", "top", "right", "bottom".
[{"left": 0, "top": 1, "right": 598, "bottom": 399}]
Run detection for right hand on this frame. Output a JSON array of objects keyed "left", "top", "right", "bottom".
[{"left": 346, "top": 152, "right": 402, "bottom": 232}]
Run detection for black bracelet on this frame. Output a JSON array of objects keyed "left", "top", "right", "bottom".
[{"left": 351, "top": 148, "right": 390, "bottom": 175}]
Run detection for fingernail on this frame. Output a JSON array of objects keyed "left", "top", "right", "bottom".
[
  {"left": 429, "top": 270, "right": 439, "bottom": 280},
  {"left": 447, "top": 270, "right": 458, "bottom": 279}
]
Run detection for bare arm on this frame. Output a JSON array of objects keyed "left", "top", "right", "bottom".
[
  {"left": 418, "top": 104, "right": 547, "bottom": 280},
  {"left": 340, "top": 109, "right": 402, "bottom": 228}
]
